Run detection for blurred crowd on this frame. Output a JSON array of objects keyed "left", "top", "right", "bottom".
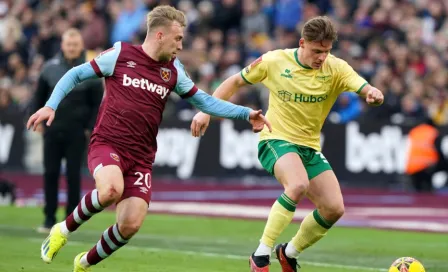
[{"left": 0, "top": 0, "right": 447, "bottom": 125}]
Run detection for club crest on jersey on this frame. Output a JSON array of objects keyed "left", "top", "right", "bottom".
[
  {"left": 110, "top": 153, "right": 120, "bottom": 162},
  {"left": 160, "top": 68, "right": 171, "bottom": 82}
]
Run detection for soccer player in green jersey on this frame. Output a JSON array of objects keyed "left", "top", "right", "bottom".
[{"left": 191, "top": 16, "right": 384, "bottom": 272}]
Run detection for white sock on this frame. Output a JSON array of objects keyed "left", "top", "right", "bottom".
[
  {"left": 80, "top": 254, "right": 90, "bottom": 267},
  {"left": 59, "top": 221, "right": 70, "bottom": 236},
  {"left": 254, "top": 242, "right": 272, "bottom": 256},
  {"left": 285, "top": 242, "right": 300, "bottom": 259}
]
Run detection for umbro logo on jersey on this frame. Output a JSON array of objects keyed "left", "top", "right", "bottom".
[
  {"left": 127, "top": 61, "right": 137, "bottom": 68},
  {"left": 139, "top": 187, "right": 149, "bottom": 194},
  {"left": 122, "top": 74, "right": 170, "bottom": 99}
]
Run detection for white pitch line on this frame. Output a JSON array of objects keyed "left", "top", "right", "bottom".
[
  {"left": 28, "top": 238, "right": 387, "bottom": 271},
  {"left": 147, "top": 202, "right": 448, "bottom": 232}
]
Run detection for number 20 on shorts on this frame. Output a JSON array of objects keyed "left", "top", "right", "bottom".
[{"left": 134, "top": 172, "right": 151, "bottom": 189}]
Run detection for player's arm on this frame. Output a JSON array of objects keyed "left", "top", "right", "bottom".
[
  {"left": 187, "top": 89, "right": 250, "bottom": 120},
  {"left": 357, "top": 84, "right": 384, "bottom": 106},
  {"left": 26, "top": 63, "right": 99, "bottom": 130},
  {"left": 339, "top": 60, "right": 384, "bottom": 106},
  {"left": 27, "top": 42, "right": 121, "bottom": 131},
  {"left": 190, "top": 56, "right": 268, "bottom": 136},
  {"left": 45, "top": 42, "right": 121, "bottom": 111},
  {"left": 173, "top": 59, "right": 271, "bottom": 134},
  {"left": 208, "top": 56, "right": 266, "bottom": 102},
  {"left": 44, "top": 62, "right": 100, "bottom": 110},
  {"left": 209, "top": 72, "right": 249, "bottom": 101},
  {"left": 186, "top": 90, "right": 271, "bottom": 133}
]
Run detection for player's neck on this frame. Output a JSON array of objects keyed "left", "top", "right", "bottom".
[
  {"left": 141, "top": 41, "right": 163, "bottom": 62},
  {"left": 296, "top": 48, "right": 312, "bottom": 69}
]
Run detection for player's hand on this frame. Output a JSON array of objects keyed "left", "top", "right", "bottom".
[
  {"left": 366, "top": 88, "right": 384, "bottom": 106},
  {"left": 249, "top": 109, "right": 272, "bottom": 133},
  {"left": 191, "top": 112, "right": 211, "bottom": 137},
  {"left": 27, "top": 106, "right": 55, "bottom": 131}
]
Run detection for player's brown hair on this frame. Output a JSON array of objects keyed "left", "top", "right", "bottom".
[
  {"left": 301, "top": 16, "right": 338, "bottom": 42},
  {"left": 146, "top": 5, "right": 187, "bottom": 32}
]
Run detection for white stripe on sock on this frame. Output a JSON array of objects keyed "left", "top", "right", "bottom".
[
  {"left": 73, "top": 207, "right": 85, "bottom": 224},
  {"left": 112, "top": 224, "right": 128, "bottom": 243},
  {"left": 91, "top": 189, "right": 103, "bottom": 210},
  {"left": 59, "top": 221, "right": 70, "bottom": 236},
  {"left": 80, "top": 253, "right": 90, "bottom": 267},
  {"left": 96, "top": 241, "right": 109, "bottom": 258},
  {"left": 103, "top": 228, "right": 119, "bottom": 250},
  {"left": 81, "top": 196, "right": 93, "bottom": 216}
]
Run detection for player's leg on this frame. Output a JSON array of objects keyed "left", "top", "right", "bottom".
[
  {"left": 274, "top": 149, "right": 337, "bottom": 272},
  {"left": 250, "top": 140, "right": 309, "bottom": 271},
  {"left": 41, "top": 144, "right": 125, "bottom": 264},
  {"left": 62, "top": 165, "right": 124, "bottom": 233},
  {"left": 74, "top": 167, "right": 151, "bottom": 270},
  {"left": 75, "top": 197, "right": 148, "bottom": 270},
  {"left": 62, "top": 145, "right": 127, "bottom": 235},
  {"left": 284, "top": 170, "right": 344, "bottom": 258}
]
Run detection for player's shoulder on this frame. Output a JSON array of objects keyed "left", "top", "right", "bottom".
[
  {"left": 117, "top": 41, "right": 133, "bottom": 50},
  {"left": 172, "top": 57, "right": 183, "bottom": 66},
  {"left": 325, "top": 54, "right": 351, "bottom": 69},
  {"left": 95, "top": 41, "right": 123, "bottom": 60},
  {"left": 172, "top": 57, "right": 191, "bottom": 78},
  {"left": 262, "top": 48, "right": 296, "bottom": 61}
]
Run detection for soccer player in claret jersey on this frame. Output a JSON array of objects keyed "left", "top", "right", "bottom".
[
  {"left": 190, "top": 16, "right": 384, "bottom": 272},
  {"left": 27, "top": 5, "right": 271, "bottom": 272}
]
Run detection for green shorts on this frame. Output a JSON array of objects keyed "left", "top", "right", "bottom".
[{"left": 258, "top": 139, "right": 332, "bottom": 180}]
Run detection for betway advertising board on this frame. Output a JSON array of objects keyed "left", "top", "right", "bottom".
[{"left": 154, "top": 119, "right": 448, "bottom": 187}]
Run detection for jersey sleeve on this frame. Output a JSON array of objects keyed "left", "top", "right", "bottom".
[
  {"left": 337, "top": 60, "right": 368, "bottom": 94},
  {"left": 173, "top": 58, "right": 198, "bottom": 98},
  {"left": 45, "top": 62, "right": 98, "bottom": 110},
  {"left": 240, "top": 55, "right": 269, "bottom": 84},
  {"left": 89, "top": 41, "right": 122, "bottom": 77}
]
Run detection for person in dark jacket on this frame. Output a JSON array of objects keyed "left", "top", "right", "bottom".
[{"left": 32, "top": 28, "right": 103, "bottom": 233}]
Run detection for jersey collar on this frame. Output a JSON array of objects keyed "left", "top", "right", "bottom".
[{"left": 294, "top": 49, "right": 312, "bottom": 70}]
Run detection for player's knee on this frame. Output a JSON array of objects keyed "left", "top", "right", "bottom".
[
  {"left": 285, "top": 181, "right": 309, "bottom": 200},
  {"left": 322, "top": 204, "right": 345, "bottom": 222},
  {"left": 118, "top": 221, "right": 142, "bottom": 239},
  {"left": 95, "top": 166, "right": 124, "bottom": 206},
  {"left": 98, "top": 184, "right": 122, "bottom": 206}
]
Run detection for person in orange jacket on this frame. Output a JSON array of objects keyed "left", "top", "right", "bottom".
[{"left": 406, "top": 117, "right": 447, "bottom": 192}]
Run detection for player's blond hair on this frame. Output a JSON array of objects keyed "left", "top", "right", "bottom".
[
  {"left": 146, "top": 5, "right": 187, "bottom": 32},
  {"left": 301, "top": 16, "right": 338, "bottom": 42}
]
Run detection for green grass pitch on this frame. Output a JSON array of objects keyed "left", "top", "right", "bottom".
[{"left": 0, "top": 206, "right": 446, "bottom": 271}]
